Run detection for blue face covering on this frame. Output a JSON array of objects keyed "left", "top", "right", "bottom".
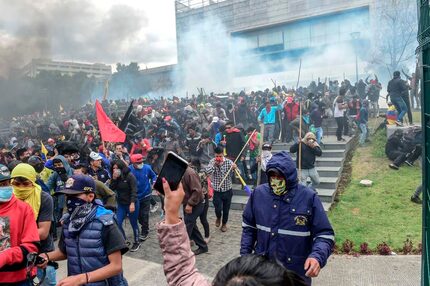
[{"left": 0, "top": 186, "right": 13, "bottom": 202}]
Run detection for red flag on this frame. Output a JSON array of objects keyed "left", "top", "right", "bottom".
[{"left": 95, "top": 100, "right": 126, "bottom": 142}]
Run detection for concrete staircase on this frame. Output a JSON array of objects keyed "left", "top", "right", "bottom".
[{"left": 226, "top": 116, "right": 355, "bottom": 212}]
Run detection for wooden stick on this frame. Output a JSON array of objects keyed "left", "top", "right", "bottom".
[
  {"left": 298, "top": 101, "right": 303, "bottom": 180},
  {"left": 219, "top": 129, "right": 257, "bottom": 187},
  {"left": 256, "top": 123, "right": 265, "bottom": 186},
  {"left": 296, "top": 58, "right": 302, "bottom": 89}
]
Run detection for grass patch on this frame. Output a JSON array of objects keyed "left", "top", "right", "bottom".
[{"left": 329, "top": 129, "right": 422, "bottom": 252}]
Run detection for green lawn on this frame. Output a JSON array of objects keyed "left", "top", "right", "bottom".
[{"left": 328, "top": 129, "right": 422, "bottom": 252}]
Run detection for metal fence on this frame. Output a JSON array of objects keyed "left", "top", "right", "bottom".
[{"left": 418, "top": 0, "right": 430, "bottom": 285}]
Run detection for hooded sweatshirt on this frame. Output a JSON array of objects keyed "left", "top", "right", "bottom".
[
  {"left": 46, "top": 155, "right": 74, "bottom": 192},
  {"left": 0, "top": 195, "right": 39, "bottom": 283}
]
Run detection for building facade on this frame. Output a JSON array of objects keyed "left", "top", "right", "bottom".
[
  {"left": 21, "top": 59, "right": 112, "bottom": 79},
  {"left": 174, "top": 0, "right": 396, "bottom": 89}
]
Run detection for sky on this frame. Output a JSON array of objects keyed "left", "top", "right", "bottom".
[{"left": 0, "top": 0, "right": 178, "bottom": 75}]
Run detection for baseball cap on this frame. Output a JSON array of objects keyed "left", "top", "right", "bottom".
[
  {"left": 56, "top": 175, "right": 96, "bottom": 195},
  {"left": 130, "top": 154, "right": 144, "bottom": 164},
  {"left": 0, "top": 164, "right": 11, "bottom": 181},
  {"left": 89, "top": 151, "right": 102, "bottom": 161},
  {"left": 262, "top": 143, "right": 272, "bottom": 150}
]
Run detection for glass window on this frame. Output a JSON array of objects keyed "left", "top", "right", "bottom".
[
  {"left": 258, "top": 30, "right": 283, "bottom": 47},
  {"left": 284, "top": 23, "right": 310, "bottom": 50}
]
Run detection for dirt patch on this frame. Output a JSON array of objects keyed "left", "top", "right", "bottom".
[{"left": 351, "top": 208, "right": 360, "bottom": 215}]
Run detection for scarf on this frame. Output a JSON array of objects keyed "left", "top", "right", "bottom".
[
  {"left": 261, "top": 151, "right": 272, "bottom": 172},
  {"left": 13, "top": 184, "right": 42, "bottom": 219},
  {"left": 68, "top": 203, "right": 95, "bottom": 237}
]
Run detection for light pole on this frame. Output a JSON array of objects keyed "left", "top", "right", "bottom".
[{"left": 350, "top": 32, "right": 361, "bottom": 83}]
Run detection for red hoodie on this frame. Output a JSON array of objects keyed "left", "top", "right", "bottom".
[{"left": 0, "top": 195, "right": 39, "bottom": 283}]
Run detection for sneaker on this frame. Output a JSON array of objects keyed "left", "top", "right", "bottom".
[
  {"left": 411, "top": 196, "right": 422, "bottom": 204},
  {"left": 150, "top": 203, "right": 159, "bottom": 213},
  {"left": 221, "top": 224, "right": 228, "bottom": 232},
  {"left": 215, "top": 218, "right": 221, "bottom": 228},
  {"left": 130, "top": 242, "right": 141, "bottom": 252},
  {"left": 395, "top": 121, "right": 403, "bottom": 126},
  {"left": 139, "top": 234, "right": 148, "bottom": 242},
  {"left": 193, "top": 247, "right": 208, "bottom": 256},
  {"left": 405, "top": 161, "right": 413, "bottom": 167},
  {"left": 389, "top": 163, "right": 399, "bottom": 170},
  {"left": 337, "top": 138, "right": 346, "bottom": 142}
]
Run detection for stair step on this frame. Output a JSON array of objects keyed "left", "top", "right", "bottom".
[
  {"left": 316, "top": 157, "right": 344, "bottom": 167},
  {"left": 315, "top": 188, "right": 337, "bottom": 203},
  {"left": 283, "top": 149, "right": 345, "bottom": 158}
]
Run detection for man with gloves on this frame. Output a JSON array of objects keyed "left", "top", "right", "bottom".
[{"left": 240, "top": 151, "right": 334, "bottom": 285}]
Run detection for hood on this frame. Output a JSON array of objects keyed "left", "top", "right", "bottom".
[
  {"left": 226, "top": 128, "right": 241, "bottom": 134},
  {"left": 53, "top": 155, "right": 74, "bottom": 176},
  {"left": 265, "top": 151, "right": 298, "bottom": 191}
]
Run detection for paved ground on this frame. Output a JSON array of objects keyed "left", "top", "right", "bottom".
[{"left": 55, "top": 208, "right": 421, "bottom": 286}]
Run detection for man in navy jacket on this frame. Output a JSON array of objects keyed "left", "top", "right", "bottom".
[{"left": 240, "top": 151, "right": 334, "bottom": 285}]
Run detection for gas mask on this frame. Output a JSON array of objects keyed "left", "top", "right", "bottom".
[{"left": 270, "top": 177, "right": 287, "bottom": 196}]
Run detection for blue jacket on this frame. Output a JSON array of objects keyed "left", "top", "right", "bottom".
[
  {"left": 129, "top": 164, "right": 157, "bottom": 200},
  {"left": 258, "top": 105, "right": 282, "bottom": 124},
  {"left": 46, "top": 155, "right": 74, "bottom": 193},
  {"left": 240, "top": 151, "right": 334, "bottom": 285},
  {"left": 63, "top": 205, "right": 127, "bottom": 286}
]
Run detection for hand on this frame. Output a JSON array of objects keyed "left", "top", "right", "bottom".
[
  {"left": 184, "top": 204, "right": 193, "bottom": 214},
  {"left": 57, "top": 274, "right": 86, "bottom": 286},
  {"left": 112, "top": 172, "right": 120, "bottom": 180},
  {"left": 36, "top": 253, "right": 49, "bottom": 269},
  {"left": 304, "top": 257, "right": 321, "bottom": 277},
  {"left": 256, "top": 156, "right": 261, "bottom": 163},
  {"left": 163, "top": 178, "right": 185, "bottom": 225},
  {"left": 232, "top": 163, "right": 237, "bottom": 170},
  {"left": 129, "top": 203, "right": 135, "bottom": 213}
]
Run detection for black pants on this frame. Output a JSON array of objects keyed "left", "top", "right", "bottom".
[
  {"left": 335, "top": 117, "right": 344, "bottom": 140},
  {"left": 282, "top": 118, "right": 293, "bottom": 143},
  {"left": 213, "top": 190, "right": 233, "bottom": 225},
  {"left": 388, "top": 145, "right": 422, "bottom": 167},
  {"left": 199, "top": 194, "right": 210, "bottom": 238},
  {"left": 138, "top": 196, "right": 151, "bottom": 236},
  {"left": 403, "top": 95, "right": 413, "bottom": 124},
  {"left": 184, "top": 201, "right": 208, "bottom": 251}
]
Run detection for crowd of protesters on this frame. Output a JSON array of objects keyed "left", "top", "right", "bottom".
[{"left": 0, "top": 72, "right": 421, "bottom": 286}]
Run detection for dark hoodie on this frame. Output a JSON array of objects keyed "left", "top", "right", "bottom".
[
  {"left": 224, "top": 128, "right": 245, "bottom": 159},
  {"left": 46, "top": 155, "right": 74, "bottom": 192}
]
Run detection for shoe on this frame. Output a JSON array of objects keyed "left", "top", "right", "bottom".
[
  {"left": 395, "top": 121, "right": 403, "bottom": 126},
  {"left": 193, "top": 247, "right": 208, "bottom": 256},
  {"left": 411, "top": 196, "right": 422, "bottom": 204},
  {"left": 150, "top": 203, "right": 159, "bottom": 213},
  {"left": 139, "top": 234, "right": 148, "bottom": 242},
  {"left": 405, "top": 161, "right": 413, "bottom": 167},
  {"left": 221, "top": 224, "right": 227, "bottom": 232},
  {"left": 130, "top": 242, "right": 141, "bottom": 252},
  {"left": 204, "top": 236, "right": 211, "bottom": 244},
  {"left": 215, "top": 218, "right": 221, "bottom": 228},
  {"left": 389, "top": 163, "right": 399, "bottom": 170},
  {"left": 337, "top": 138, "right": 346, "bottom": 142}
]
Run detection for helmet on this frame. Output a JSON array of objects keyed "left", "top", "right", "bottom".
[{"left": 28, "top": 156, "right": 45, "bottom": 173}]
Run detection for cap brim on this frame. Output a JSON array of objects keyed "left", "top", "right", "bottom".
[{"left": 55, "top": 189, "right": 87, "bottom": 195}]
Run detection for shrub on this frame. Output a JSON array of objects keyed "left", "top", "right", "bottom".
[
  {"left": 359, "top": 242, "right": 372, "bottom": 255},
  {"left": 342, "top": 239, "right": 354, "bottom": 254},
  {"left": 402, "top": 238, "right": 413, "bottom": 255},
  {"left": 377, "top": 242, "right": 391, "bottom": 255},
  {"left": 413, "top": 242, "right": 422, "bottom": 255}
]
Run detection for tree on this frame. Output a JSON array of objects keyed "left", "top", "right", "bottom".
[{"left": 369, "top": 0, "right": 418, "bottom": 77}]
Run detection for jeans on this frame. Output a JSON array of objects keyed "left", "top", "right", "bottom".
[
  {"left": 53, "top": 194, "right": 65, "bottom": 223},
  {"left": 138, "top": 196, "right": 151, "bottom": 236},
  {"left": 199, "top": 194, "right": 210, "bottom": 238},
  {"left": 117, "top": 201, "right": 140, "bottom": 242},
  {"left": 314, "top": 127, "right": 323, "bottom": 144},
  {"left": 37, "top": 266, "right": 57, "bottom": 286},
  {"left": 391, "top": 97, "right": 407, "bottom": 122},
  {"left": 213, "top": 189, "right": 233, "bottom": 225},
  {"left": 370, "top": 101, "right": 379, "bottom": 118},
  {"left": 299, "top": 168, "right": 320, "bottom": 187},
  {"left": 184, "top": 201, "right": 208, "bottom": 250},
  {"left": 359, "top": 123, "right": 367, "bottom": 145},
  {"left": 282, "top": 118, "right": 293, "bottom": 142},
  {"left": 263, "top": 124, "right": 275, "bottom": 143}
]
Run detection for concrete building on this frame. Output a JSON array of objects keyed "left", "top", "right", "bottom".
[
  {"left": 21, "top": 59, "right": 112, "bottom": 79},
  {"left": 174, "top": 0, "right": 394, "bottom": 89}
]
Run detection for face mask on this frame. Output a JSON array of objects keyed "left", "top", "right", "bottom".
[
  {"left": 270, "top": 178, "right": 287, "bottom": 196},
  {"left": 55, "top": 167, "right": 66, "bottom": 175},
  {"left": 136, "top": 163, "right": 144, "bottom": 170},
  {"left": 0, "top": 186, "right": 13, "bottom": 202},
  {"left": 262, "top": 150, "right": 271, "bottom": 158},
  {"left": 67, "top": 196, "right": 88, "bottom": 214},
  {"left": 165, "top": 137, "right": 172, "bottom": 142},
  {"left": 215, "top": 157, "right": 223, "bottom": 164}
]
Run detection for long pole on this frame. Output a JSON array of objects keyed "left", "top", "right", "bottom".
[
  {"left": 256, "top": 123, "right": 265, "bottom": 186},
  {"left": 296, "top": 58, "right": 302, "bottom": 89},
  {"left": 298, "top": 101, "right": 303, "bottom": 180},
  {"left": 219, "top": 129, "right": 257, "bottom": 187},
  {"left": 355, "top": 53, "right": 359, "bottom": 83}
]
